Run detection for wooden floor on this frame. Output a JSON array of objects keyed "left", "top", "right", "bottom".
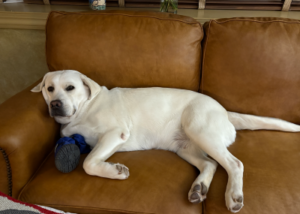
[{"left": 0, "top": 3, "right": 300, "bottom": 29}]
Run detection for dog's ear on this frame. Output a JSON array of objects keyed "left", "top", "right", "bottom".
[
  {"left": 31, "top": 72, "right": 50, "bottom": 92},
  {"left": 80, "top": 74, "right": 101, "bottom": 100},
  {"left": 31, "top": 72, "right": 51, "bottom": 105}
]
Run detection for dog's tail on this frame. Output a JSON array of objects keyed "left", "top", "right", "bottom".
[{"left": 227, "top": 111, "right": 300, "bottom": 132}]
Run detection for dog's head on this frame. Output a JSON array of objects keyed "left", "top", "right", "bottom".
[{"left": 31, "top": 70, "right": 100, "bottom": 124}]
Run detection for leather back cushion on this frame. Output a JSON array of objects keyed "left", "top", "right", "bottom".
[
  {"left": 46, "top": 11, "right": 203, "bottom": 91},
  {"left": 201, "top": 17, "right": 300, "bottom": 124}
]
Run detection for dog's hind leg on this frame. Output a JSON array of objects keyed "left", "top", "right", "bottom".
[
  {"left": 177, "top": 146, "right": 218, "bottom": 203},
  {"left": 181, "top": 107, "right": 244, "bottom": 213}
]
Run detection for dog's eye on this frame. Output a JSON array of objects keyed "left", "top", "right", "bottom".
[
  {"left": 48, "top": 86, "right": 54, "bottom": 92},
  {"left": 66, "top": 85, "right": 75, "bottom": 91}
]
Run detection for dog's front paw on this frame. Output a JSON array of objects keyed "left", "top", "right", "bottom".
[
  {"left": 107, "top": 162, "right": 129, "bottom": 180},
  {"left": 83, "top": 160, "right": 130, "bottom": 180},
  {"left": 115, "top": 163, "right": 130, "bottom": 179}
]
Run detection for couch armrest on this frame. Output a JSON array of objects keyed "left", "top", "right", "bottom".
[{"left": 0, "top": 80, "right": 60, "bottom": 198}]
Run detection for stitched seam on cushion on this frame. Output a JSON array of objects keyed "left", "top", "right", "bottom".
[
  {"left": 46, "top": 11, "right": 203, "bottom": 56},
  {"left": 31, "top": 203, "right": 154, "bottom": 214},
  {"left": 200, "top": 20, "right": 212, "bottom": 94},
  {"left": 213, "top": 19, "right": 300, "bottom": 25},
  {"left": 0, "top": 147, "right": 12, "bottom": 197},
  {"left": 50, "top": 11, "right": 201, "bottom": 26},
  {"left": 45, "top": 11, "right": 53, "bottom": 72},
  {"left": 196, "top": 22, "right": 204, "bottom": 91},
  {"left": 198, "top": 22, "right": 203, "bottom": 38},
  {"left": 18, "top": 149, "right": 55, "bottom": 200},
  {"left": 197, "top": 35, "right": 203, "bottom": 92},
  {"left": 202, "top": 200, "right": 206, "bottom": 214}
]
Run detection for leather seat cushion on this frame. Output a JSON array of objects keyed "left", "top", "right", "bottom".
[
  {"left": 205, "top": 130, "right": 300, "bottom": 214},
  {"left": 19, "top": 150, "right": 202, "bottom": 214}
]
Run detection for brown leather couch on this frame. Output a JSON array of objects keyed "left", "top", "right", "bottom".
[{"left": 1, "top": 11, "right": 300, "bottom": 214}]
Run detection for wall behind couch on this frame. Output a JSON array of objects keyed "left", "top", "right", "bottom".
[{"left": 0, "top": 29, "right": 48, "bottom": 104}]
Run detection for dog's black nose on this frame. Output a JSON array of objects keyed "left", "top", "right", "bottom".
[{"left": 50, "top": 100, "right": 62, "bottom": 109}]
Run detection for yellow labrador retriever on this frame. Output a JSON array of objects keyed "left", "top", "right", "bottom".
[{"left": 32, "top": 70, "right": 300, "bottom": 213}]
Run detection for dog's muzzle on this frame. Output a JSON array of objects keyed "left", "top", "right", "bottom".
[{"left": 50, "top": 100, "right": 66, "bottom": 117}]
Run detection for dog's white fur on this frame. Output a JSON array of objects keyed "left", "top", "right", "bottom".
[{"left": 32, "top": 70, "right": 300, "bottom": 213}]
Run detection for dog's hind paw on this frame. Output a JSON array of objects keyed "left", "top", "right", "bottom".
[
  {"left": 189, "top": 182, "right": 208, "bottom": 203},
  {"left": 227, "top": 194, "right": 244, "bottom": 213}
]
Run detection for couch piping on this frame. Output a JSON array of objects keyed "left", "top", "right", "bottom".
[{"left": 0, "top": 147, "right": 12, "bottom": 197}]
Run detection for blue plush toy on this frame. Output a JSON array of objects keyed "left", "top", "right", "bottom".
[{"left": 54, "top": 134, "right": 91, "bottom": 173}]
